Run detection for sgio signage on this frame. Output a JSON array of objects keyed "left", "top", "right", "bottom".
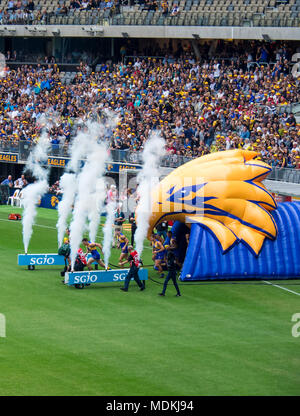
[
  {"left": 66, "top": 269, "right": 148, "bottom": 287},
  {"left": 18, "top": 254, "right": 66, "bottom": 267}
]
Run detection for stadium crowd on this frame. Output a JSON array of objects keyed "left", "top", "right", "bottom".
[
  {"left": 0, "top": 40, "right": 299, "bottom": 169},
  {"left": 0, "top": 0, "right": 182, "bottom": 26},
  {"left": 0, "top": 0, "right": 120, "bottom": 25}
]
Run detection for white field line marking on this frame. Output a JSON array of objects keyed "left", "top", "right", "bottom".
[
  {"left": 0, "top": 217, "right": 55, "bottom": 230},
  {"left": 263, "top": 280, "right": 300, "bottom": 296}
]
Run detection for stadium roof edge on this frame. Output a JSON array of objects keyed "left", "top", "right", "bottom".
[{"left": 0, "top": 25, "right": 300, "bottom": 40}]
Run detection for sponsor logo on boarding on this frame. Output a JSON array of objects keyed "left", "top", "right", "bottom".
[
  {"left": 113, "top": 272, "right": 127, "bottom": 281},
  {"left": 73, "top": 274, "right": 98, "bottom": 284},
  {"left": 29, "top": 256, "right": 55, "bottom": 265}
]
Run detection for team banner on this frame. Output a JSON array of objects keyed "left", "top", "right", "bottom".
[
  {"left": 65, "top": 268, "right": 148, "bottom": 286},
  {"left": 47, "top": 156, "right": 69, "bottom": 168},
  {"left": 106, "top": 163, "right": 142, "bottom": 173},
  {"left": 0, "top": 151, "right": 141, "bottom": 173},
  {"left": 46, "top": 157, "right": 141, "bottom": 173},
  {"left": 38, "top": 193, "right": 62, "bottom": 210},
  {"left": 0, "top": 152, "right": 18, "bottom": 163}
]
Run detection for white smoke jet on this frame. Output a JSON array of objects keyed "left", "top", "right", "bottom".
[
  {"left": 134, "top": 132, "right": 166, "bottom": 258},
  {"left": 88, "top": 177, "right": 106, "bottom": 243},
  {"left": 22, "top": 130, "right": 51, "bottom": 253},
  {"left": 69, "top": 123, "right": 109, "bottom": 268},
  {"left": 56, "top": 119, "right": 103, "bottom": 248},
  {"left": 67, "top": 128, "right": 91, "bottom": 173},
  {"left": 55, "top": 127, "right": 91, "bottom": 247},
  {"left": 102, "top": 199, "right": 116, "bottom": 268},
  {"left": 56, "top": 173, "right": 77, "bottom": 247}
]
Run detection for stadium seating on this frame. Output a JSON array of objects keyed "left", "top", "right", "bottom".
[
  {"left": 7, "top": 189, "right": 20, "bottom": 206},
  {"left": 0, "top": 0, "right": 299, "bottom": 27}
]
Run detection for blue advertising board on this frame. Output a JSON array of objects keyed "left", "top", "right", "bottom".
[
  {"left": 18, "top": 253, "right": 98, "bottom": 267},
  {"left": 18, "top": 253, "right": 66, "bottom": 266},
  {"left": 65, "top": 268, "right": 148, "bottom": 286},
  {"left": 0, "top": 151, "right": 142, "bottom": 173},
  {"left": 0, "top": 152, "right": 18, "bottom": 163},
  {"left": 47, "top": 156, "right": 69, "bottom": 168},
  {"left": 38, "top": 193, "right": 62, "bottom": 209}
]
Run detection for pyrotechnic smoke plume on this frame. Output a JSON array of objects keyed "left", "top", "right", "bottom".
[
  {"left": 56, "top": 126, "right": 92, "bottom": 247},
  {"left": 134, "top": 132, "right": 166, "bottom": 258},
  {"left": 22, "top": 129, "right": 51, "bottom": 253},
  {"left": 102, "top": 199, "right": 116, "bottom": 268},
  {"left": 69, "top": 122, "right": 109, "bottom": 268}
]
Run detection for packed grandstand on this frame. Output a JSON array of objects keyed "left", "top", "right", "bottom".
[
  {"left": 1, "top": 0, "right": 300, "bottom": 27},
  {"left": 0, "top": 41, "right": 299, "bottom": 170}
]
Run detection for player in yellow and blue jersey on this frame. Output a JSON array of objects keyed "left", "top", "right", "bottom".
[
  {"left": 115, "top": 227, "right": 129, "bottom": 266},
  {"left": 82, "top": 238, "right": 108, "bottom": 271}
]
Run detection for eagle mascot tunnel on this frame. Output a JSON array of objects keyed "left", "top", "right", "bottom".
[{"left": 146, "top": 149, "right": 300, "bottom": 280}]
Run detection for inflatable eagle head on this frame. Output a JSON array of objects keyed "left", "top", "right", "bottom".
[{"left": 147, "top": 149, "right": 278, "bottom": 256}]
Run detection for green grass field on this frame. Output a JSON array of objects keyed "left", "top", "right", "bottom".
[{"left": 0, "top": 205, "right": 300, "bottom": 396}]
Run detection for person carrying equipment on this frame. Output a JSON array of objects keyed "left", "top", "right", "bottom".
[
  {"left": 119, "top": 246, "right": 145, "bottom": 292},
  {"left": 74, "top": 248, "right": 88, "bottom": 271}
]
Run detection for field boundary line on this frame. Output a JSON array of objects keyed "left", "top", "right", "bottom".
[
  {"left": 0, "top": 217, "right": 55, "bottom": 230},
  {"left": 263, "top": 280, "right": 300, "bottom": 296}
]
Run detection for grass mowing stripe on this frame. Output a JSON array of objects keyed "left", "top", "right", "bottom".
[{"left": 1, "top": 205, "right": 300, "bottom": 395}]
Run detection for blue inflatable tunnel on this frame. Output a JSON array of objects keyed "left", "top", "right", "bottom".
[{"left": 172, "top": 202, "right": 300, "bottom": 281}]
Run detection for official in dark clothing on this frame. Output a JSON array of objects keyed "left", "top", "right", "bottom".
[
  {"left": 129, "top": 212, "right": 137, "bottom": 246},
  {"left": 120, "top": 246, "right": 145, "bottom": 292},
  {"left": 159, "top": 250, "right": 181, "bottom": 297},
  {"left": 156, "top": 221, "right": 168, "bottom": 241}
]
